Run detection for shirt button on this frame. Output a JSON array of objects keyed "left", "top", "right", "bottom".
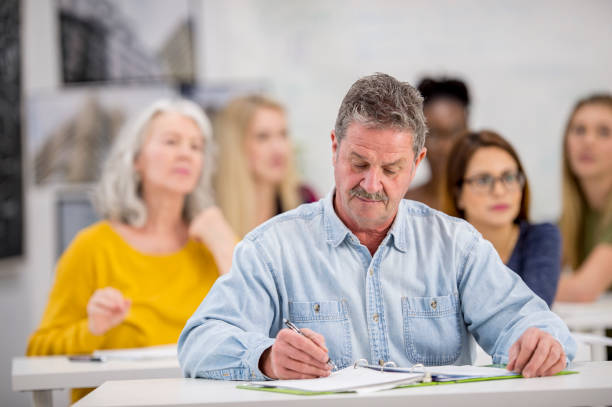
[
  {"left": 314, "top": 303, "right": 320, "bottom": 312},
  {"left": 369, "top": 268, "right": 374, "bottom": 276},
  {"left": 373, "top": 313, "right": 379, "bottom": 322},
  {"left": 379, "top": 359, "right": 385, "bottom": 366},
  {"left": 431, "top": 299, "right": 437, "bottom": 310}
]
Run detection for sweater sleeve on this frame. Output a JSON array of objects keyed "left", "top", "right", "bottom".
[
  {"left": 517, "top": 223, "right": 562, "bottom": 307},
  {"left": 27, "top": 229, "right": 105, "bottom": 356}
]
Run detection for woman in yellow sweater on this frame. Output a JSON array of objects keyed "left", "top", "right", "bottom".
[{"left": 27, "top": 99, "right": 237, "bottom": 402}]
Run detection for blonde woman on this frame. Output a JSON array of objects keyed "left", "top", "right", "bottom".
[
  {"left": 27, "top": 99, "right": 236, "bottom": 402},
  {"left": 556, "top": 94, "right": 612, "bottom": 302},
  {"left": 214, "top": 95, "right": 317, "bottom": 237}
]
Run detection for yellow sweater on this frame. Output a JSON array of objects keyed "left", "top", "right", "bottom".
[{"left": 27, "top": 221, "right": 219, "bottom": 401}]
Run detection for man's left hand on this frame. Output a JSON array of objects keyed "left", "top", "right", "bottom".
[{"left": 506, "top": 327, "right": 566, "bottom": 378}]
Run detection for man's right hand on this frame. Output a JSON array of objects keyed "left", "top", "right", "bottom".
[
  {"left": 86, "top": 287, "right": 131, "bottom": 335},
  {"left": 259, "top": 328, "right": 332, "bottom": 379}
]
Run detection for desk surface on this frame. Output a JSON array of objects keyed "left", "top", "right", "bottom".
[
  {"left": 74, "top": 361, "right": 612, "bottom": 407},
  {"left": 12, "top": 356, "right": 181, "bottom": 392},
  {"left": 553, "top": 293, "right": 612, "bottom": 330}
]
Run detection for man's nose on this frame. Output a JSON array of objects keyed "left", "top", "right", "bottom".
[{"left": 361, "top": 168, "right": 382, "bottom": 193}]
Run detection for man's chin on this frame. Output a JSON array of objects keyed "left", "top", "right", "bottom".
[{"left": 348, "top": 208, "right": 389, "bottom": 227}]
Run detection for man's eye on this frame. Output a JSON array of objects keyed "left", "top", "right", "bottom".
[
  {"left": 383, "top": 168, "right": 396, "bottom": 175},
  {"left": 353, "top": 163, "right": 368, "bottom": 169}
]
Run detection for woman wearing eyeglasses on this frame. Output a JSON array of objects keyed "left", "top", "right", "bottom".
[{"left": 441, "top": 130, "right": 561, "bottom": 306}]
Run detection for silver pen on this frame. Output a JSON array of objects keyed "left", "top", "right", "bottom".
[{"left": 283, "top": 318, "right": 337, "bottom": 370}]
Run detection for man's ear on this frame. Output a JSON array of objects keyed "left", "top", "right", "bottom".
[
  {"left": 414, "top": 147, "right": 427, "bottom": 170},
  {"left": 331, "top": 130, "right": 338, "bottom": 165}
]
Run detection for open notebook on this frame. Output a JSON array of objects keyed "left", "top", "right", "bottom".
[
  {"left": 247, "top": 366, "right": 424, "bottom": 393},
  {"left": 241, "top": 360, "right": 578, "bottom": 395}
]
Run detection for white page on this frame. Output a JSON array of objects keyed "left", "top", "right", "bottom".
[
  {"left": 250, "top": 367, "right": 422, "bottom": 392},
  {"left": 426, "top": 365, "right": 513, "bottom": 377},
  {"left": 93, "top": 344, "right": 177, "bottom": 361}
]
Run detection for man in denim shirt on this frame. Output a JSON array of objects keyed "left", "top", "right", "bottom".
[{"left": 179, "top": 73, "right": 575, "bottom": 381}]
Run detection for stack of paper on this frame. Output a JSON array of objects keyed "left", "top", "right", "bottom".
[
  {"left": 423, "top": 365, "right": 517, "bottom": 382},
  {"left": 93, "top": 344, "right": 177, "bottom": 361}
]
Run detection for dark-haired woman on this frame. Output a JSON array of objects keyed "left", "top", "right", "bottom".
[{"left": 442, "top": 130, "right": 561, "bottom": 306}]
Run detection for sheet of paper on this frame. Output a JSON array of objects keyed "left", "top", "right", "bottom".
[
  {"left": 93, "top": 344, "right": 177, "bottom": 361},
  {"left": 426, "top": 365, "right": 514, "bottom": 379},
  {"left": 250, "top": 367, "right": 422, "bottom": 392}
]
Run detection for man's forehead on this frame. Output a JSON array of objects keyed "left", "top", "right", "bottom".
[{"left": 341, "top": 123, "right": 415, "bottom": 161}]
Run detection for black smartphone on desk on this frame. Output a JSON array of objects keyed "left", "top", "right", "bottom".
[{"left": 68, "top": 355, "right": 104, "bottom": 362}]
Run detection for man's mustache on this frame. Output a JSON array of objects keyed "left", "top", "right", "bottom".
[{"left": 349, "top": 186, "right": 388, "bottom": 203}]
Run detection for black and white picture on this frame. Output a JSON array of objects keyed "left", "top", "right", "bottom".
[
  {"left": 58, "top": 0, "right": 196, "bottom": 84},
  {"left": 0, "top": 0, "right": 23, "bottom": 258}
]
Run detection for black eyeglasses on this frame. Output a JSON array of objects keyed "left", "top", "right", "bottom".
[{"left": 462, "top": 171, "right": 525, "bottom": 194}]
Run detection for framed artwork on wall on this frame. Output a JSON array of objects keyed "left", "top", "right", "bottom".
[
  {"left": 0, "top": 0, "right": 23, "bottom": 259},
  {"left": 57, "top": 0, "right": 196, "bottom": 85}
]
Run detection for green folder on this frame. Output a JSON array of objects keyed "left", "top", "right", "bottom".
[{"left": 237, "top": 366, "right": 578, "bottom": 396}]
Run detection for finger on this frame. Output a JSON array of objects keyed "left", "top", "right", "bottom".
[
  {"left": 88, "top": 303, "right": 117, "bottom": 316},
  {"left": 101, "top": 288, "right": 127, "bottom": 311},
  {"left": 539, "top": 346, "right": 565, "bottom": 376},
  {"left": 282, "top": 355, "right": 332, "bottom": 378},
  {"left": 90, "top": 295, "right": 125, "bottom": 312},
  {"left": 542, "top": 351, "right": 566, "bottom": 377},
  {"left": 300, "top": 328, "right": 328, "bottom": 352},
  {"left": 513, "top": 332, "right": 540, "bottom": 373},
  {"left": 278, "top": 329, "right": 329, "bottom": 364},
  {"left": 276, "top": 367, "right": 319, "bottom": 380},
  {"left": 284, "top": 342, "right": 331, "bottom": 372},
  {"left": 522, "top": 338, "right": 551, "bottom": 378},
  {"left": 506, "top": 341, "right": 519, "bottom": 371}
]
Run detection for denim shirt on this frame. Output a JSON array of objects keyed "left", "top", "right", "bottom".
[{"left": 179, "top": 191, "right": 576, "bottom": 380}]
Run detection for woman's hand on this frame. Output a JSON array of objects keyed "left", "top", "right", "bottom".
[
  {"left": 189, "top": 206, "right": 238, "bottom": 275},
  {"left": 86, "top": 287, "right": 131, "bottom": 336}
]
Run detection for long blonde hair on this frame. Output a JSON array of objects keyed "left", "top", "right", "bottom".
[
  {"left": 214, "top": 95, "right": 301, "bottom": 237},
  {"left": 559, "top": 94, "right": 612, "bottom": 269}
]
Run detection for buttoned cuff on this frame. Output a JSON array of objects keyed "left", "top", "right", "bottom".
[{"left": 247, "top": 337, "right": 276, "bottom": 380}]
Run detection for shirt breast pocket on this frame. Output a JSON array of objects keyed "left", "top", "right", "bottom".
[
  {"left": 401, "top": 294, "right": 462, "bottom": 366},
  {"left": 288, "top": 299, "right": 352, "bottom": 368}
]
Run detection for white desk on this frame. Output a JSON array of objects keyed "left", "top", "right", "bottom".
[
  {"left": 74, "top": 361, "right": 612, "bottom": 407},
  {"left": 12, "top": 356, "right": 181, "bottom": 407},
  {"left": 553, "top": 293, "right": 612, "bottom": 360}
]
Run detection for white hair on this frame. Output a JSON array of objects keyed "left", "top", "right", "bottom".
[{"left": 95, "top": 98, "right": 215, "bottom": 227}]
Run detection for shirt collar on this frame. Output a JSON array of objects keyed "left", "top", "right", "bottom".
[
  {"left": 323, "top": 188, "right": 408, "bottom": 252},
  {"left": 323, "top": 189, "right": 352, "bottom": 247}
]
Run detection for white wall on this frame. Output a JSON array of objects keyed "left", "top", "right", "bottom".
[
  {"left": 2, "top": 1, "right": 611, "bottom": 405},
  {"left": 201, "top": 0, "right": 612, "bottom": 221}
]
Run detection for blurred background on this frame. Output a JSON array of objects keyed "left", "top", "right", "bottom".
[{"left": 1, "top": 0, "right": 611, "bottom": 405}]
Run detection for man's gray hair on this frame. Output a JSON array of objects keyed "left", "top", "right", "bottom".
[
  {"left": 334, "top": 73, "right": 428, "bottom": 156},
  {"left": 95, "top": 98, "right": 215, "bottom": 227}
]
